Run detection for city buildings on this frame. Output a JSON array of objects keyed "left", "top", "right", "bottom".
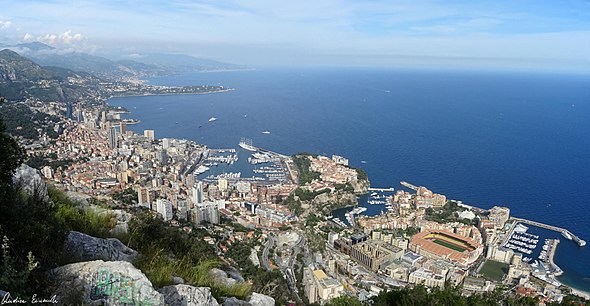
[
  {"left": 156, "top": 198, "right": 174, "bottom": 221},
  {"left": 350, "top": 240, "right": 404, "bottom": 272},
  {"left": 143, "top": 129, "right": 155, "bottom": 141},
  {"left": 303, "top": 268, "right": 344, "bottom": 304}
]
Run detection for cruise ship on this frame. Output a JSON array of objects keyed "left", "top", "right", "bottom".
[{"left": 239, "top": 138, "right": 257, "bottom": 151}]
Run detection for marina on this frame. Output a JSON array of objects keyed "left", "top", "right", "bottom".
[{"left": 512, "top": 217, "right": 586, "bottom": 247}]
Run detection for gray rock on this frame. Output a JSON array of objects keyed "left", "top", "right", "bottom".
[
  {"left": 224, "top": 266, "right": 245, "bottom": 283},
  {"left": 159, "top": 285, "right": 220, "bottom": 306},
  {"left": 248, "top": 293, "right": 275, "bottom": 306},
  {"left": 64, "top": 231, "right": 138, "bottom": 263},
  {"left": 173, "top": 276, "right": 185, "bottom": 285},
  {"left": 109, "top": 209, "right": 132, "bottom": 235},
  {"left": 209, "top": 268, "right": 237, "bottom": 287},
  {"left": 12, "top": 164, "right": 51, "bottom": 204},
  {"left": 47, "top": 260, "right": 163, "bottom": 305},
  {"left": 222, "top": 297, "right": 251, "bottom": 306}
]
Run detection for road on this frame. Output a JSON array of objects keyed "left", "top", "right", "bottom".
[{"left": 262, "top": 235, "right": 275, "bottom": 271}]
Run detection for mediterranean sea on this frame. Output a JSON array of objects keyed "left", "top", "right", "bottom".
[{"left": 108, "top": 67, "right": 590, "bottom": 292}]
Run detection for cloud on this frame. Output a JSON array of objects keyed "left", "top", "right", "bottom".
[
  {"left": 0, "top": 20, "right": 12, "bottom": 30},
  {"left": 59, "top": 30, "right": 84, "bottom": 44},
  {"left": 23, "top": 33, "right": 35, "bottom": 41},
  {"left": 25, "top": 30, "right": 85, "bottom": 46}
]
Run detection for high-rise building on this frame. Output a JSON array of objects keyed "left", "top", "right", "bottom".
[
  {"left": 162, "top": 138, "right": 171, "bottom": 149},
  {"left": 119, "top": 122, "right": 126, "bottom": 134},
  {"left": 194, "top": 202, "right": 219, "bottom": 224},
  {"left": 143, "top": 129, "right": 155, "bottom": 141},
  {"left": 156, "top": 149, "right": 168, "bottom": 165},
  {"left": 65, "top": 102, "right": 73, "bottom": 119},
  {"left": 192, "top": 181, "right": 204, "bottom": 205},
  {"left": 177, "top": 200, "right": 189, "bottom": 221},
  {"left": 108, "top": 127, "right": 118, "bottom": 149},
  {"left": 76, "top": 109, "right": 84, "bottom": 122},
  {"left": 156, "top": 199, "right": 174, "bottom": 221},
  {"left": 218, "top": 177, "right": 228, "bottom": 191},
  {"left": 137, "top": 187, "right": 151, "bottom": 209},
  {"left": 41, "top": 166, "right": 54, "bottom": 179}
]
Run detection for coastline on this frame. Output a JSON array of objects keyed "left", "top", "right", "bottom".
[
  {"left": 105, "top": 71, "right": 585, "bottom": 294},
  {"left": 108, "top": 88, "right": 235, "bottom": 99}
]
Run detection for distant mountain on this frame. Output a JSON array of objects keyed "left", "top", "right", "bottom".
[
  {"left": 0, "top": 49, "right": 102, "bottom": 101},
  {"left": 2, "top": 41, "right": 248, "bottom": 80},
  {"left": 131, "top": 53, "right": 248, "bottom": 72},
  {"left": 14, "top": 42, "right": 55, "bottom": 52}
]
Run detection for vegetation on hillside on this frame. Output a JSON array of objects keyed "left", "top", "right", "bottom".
[
  {"left": 292, "top": 153, "right": 321, "bottom": 184},
  {"left": 0, "top": 103, "right": 61, "bottom": 139},
  {"left": 225, "top": 239, "right": 293, "bottom": 305},
  {"left": 324, "top": 285, "right": 542, "bottom": 306},
  {"left": 124, "top": 211, "right": 252, "bottom": 299},
  {"left": 425, "top": 200, "right": 471, "bottom": 225}
]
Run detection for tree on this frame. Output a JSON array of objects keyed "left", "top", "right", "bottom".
[
  {"left": 0, "top": 97, "right": 25, "bottom": 198},
  {"left": 325, "top": 296, "right": 364, "bottom": 306}
]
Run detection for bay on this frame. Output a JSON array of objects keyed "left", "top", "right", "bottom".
[{"left": 109, "top": 67, "right": 590, "bottom": 292}]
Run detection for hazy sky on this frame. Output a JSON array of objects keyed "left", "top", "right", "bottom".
[{"left": 1, "top": 0, "right": 589, "bottom": 71}]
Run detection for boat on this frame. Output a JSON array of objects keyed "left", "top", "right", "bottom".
[
  {"left": 561, "top": 231, "right": 573, "bottom": 240},
  {"left": 262, "top": 131, "right": 271, "bottom": 134},
  {"left": 208, "top": 117, "right": 217, "bottom": 122},
  {"left": 361, "top": 161, "right": 367, "bottom": 164},
  {"left": 514, "top": 223, "right": 529, "bottom": 234},
  {"left": 239, "top": 138, "right": 257, "bottom": 151}
]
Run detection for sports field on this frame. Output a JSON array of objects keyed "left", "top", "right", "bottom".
[
  {"left": 480, "top": 260, "right": 509, "bottom": 282},
  {"left": 424, "top": 232, "right": 475, "bottom": 252},
  {"left": 433, "top": 239, "right": 467, "bottom": 252}
]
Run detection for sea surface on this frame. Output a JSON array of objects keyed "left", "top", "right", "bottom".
[{"left": 108, "top": 68, "right": 590, "bottom": 292}]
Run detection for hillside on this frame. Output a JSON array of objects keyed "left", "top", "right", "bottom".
[{"left": 0, "top": 49, "right": 103, "bottom": 101}]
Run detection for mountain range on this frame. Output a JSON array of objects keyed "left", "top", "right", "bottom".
[{"left": 2, "top": 42, "right": 247, "bottom": 80}]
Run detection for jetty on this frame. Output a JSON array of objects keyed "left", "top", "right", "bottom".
[
  {"left": 368, "top": 187, "right": 394, "bottom": 192},
  {"left": 511, "top": 217, "right": 586, "bottom": 247},
  {"left": 400, "top": 181, "right": 418, "bottom": 191}
]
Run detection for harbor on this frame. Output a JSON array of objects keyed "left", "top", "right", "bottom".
[{"left": 511, "top": 217, "right": 586, "bottom": 247}]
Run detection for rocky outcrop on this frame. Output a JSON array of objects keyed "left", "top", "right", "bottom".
[
  {"left": 210, "top": 268, "right": 237, "bottom": 287},
  {"left": 248, "top": 293, "right": 275, "bottom": 306},
  {"left": 110, "top": 209, "right": 132, "bottom": 235},
  {"left": 159, "top": 285, "right": 219, "bottom": 306},
  {"left": 223, "top": 297, "right": 251, "bottom": 306},
  {"left": 351, "top": 176, "right": 370, "bottom": 194},
  {"left": 221, "top": 293, "right": 275, "bottom": 306},
  {"left": 312, "top": 191, "right": 358, "bottom": 214},
  {"left": 12, "top": 164, "right": 51, "bottom": 204},
  {"left": 64, "top": 231, "right": 138, "bottom": 263},
  {"left": 47, "top": 260, "right": 163, "bottom": 305}
]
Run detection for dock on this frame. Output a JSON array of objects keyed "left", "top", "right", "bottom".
[
  {"left": 400, "top": 181, "right": 418, "bottom": 191},
  {"left": 368, "top": 187, "right": 394, "bottom": 192},
  {"left": 511, "top": 217, "right": 586, "bottom": 247}
]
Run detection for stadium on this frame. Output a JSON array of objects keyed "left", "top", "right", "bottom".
[{"left": 410, "top": 230, "right": 483, "bottom": 267}]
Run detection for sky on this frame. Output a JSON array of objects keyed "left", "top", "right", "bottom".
[{"left": 1, "top": 0, "right": 590, "bottom": 71}]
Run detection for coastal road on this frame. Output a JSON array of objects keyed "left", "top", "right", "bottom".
[{"left": 262, "top": 235, "right": 275, "bottom": 271}]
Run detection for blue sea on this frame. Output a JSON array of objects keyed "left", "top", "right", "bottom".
[{"left": 109, "top": 68, "right": 590, "bottom": 292}]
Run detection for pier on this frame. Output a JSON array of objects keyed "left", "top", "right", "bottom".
[
  {"left": 368, "top": 187, "right": 394, "bottom": 192},
  {"left": 400, "top": 181, "right": 418, "bottom": 191},
  {"left": 511, "top": 217, "right": 586, "bottom": 247}
]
